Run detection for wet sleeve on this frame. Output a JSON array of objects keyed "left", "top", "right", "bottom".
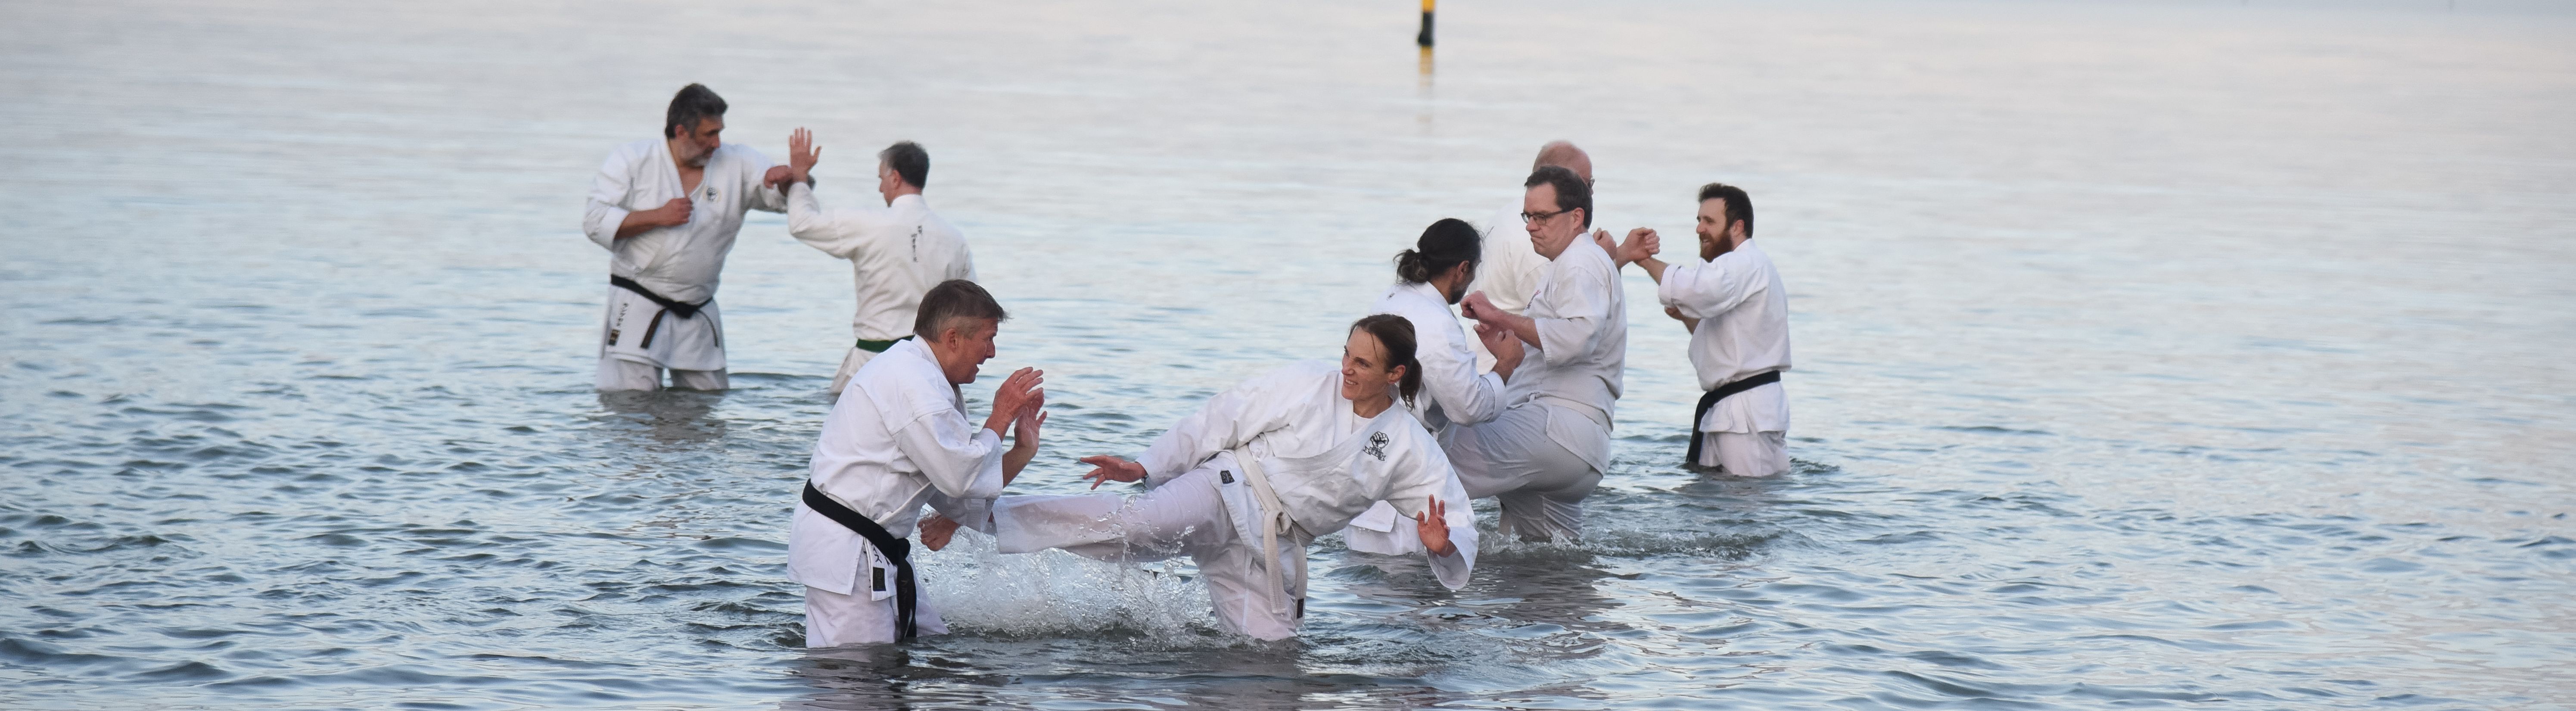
[
  {"left": 582, "top": 149, "right": 635, "bottom": 250},
  {"left": 1659, "top": 255, "right": 1765, "bottom": 319},
  {"left": 926, "top": 490, "right": 996, "bottom": 535},
  {"left": 893, "top": 406, "right": 1008, "bottom": 500}
]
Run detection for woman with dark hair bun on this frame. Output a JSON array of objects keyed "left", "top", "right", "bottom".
[
  {"left": 967, "top": 316, "right": 1481, "bottom": 640},
  {"left": 1347, "top": 218, "right": 1527, "bottom": 555}
]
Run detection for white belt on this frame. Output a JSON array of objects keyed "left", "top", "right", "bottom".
[{"left": 1228, "top": 448, "right": 1310, "bottom": 621}]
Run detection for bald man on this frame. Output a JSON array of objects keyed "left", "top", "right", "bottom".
[{"left": 1465, "top": 142, "right": 1612, "bottom": 369}]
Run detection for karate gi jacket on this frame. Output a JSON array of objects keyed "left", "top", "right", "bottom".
[
  {"left": 1136, "top": 361, "right": 1479, "bottom": 589},
  {"left": 1657, "top": 240, "right": 1792, "bottom": 435},
  {"left": 581, "top": 139, "right": 786, "bottom": 305},
  {"left": 788, "top": 338, "right": 1006, "bottom": 596},
  {"left": 1370, "top": 281, "right": 1509, "bottom": 432},
  {"left": 786, "top": 186, "right": 977, "bottom": 342},
  {"left": 1507, "top": 234, "right": 1629, "bottom": 474}
]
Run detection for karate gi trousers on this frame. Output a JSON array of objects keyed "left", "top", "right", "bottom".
[
  {"left": 803, "top": 580, "right": 952, "bottom": 648},
  {"left": 1697, "top": 430, "right": 1789, "bottom": 477},
  {"left": 991, "top": 467, "right": 1306, "bottom": 640},
  {"left": 596, "top": 284, "right": 728, "bottom": 391},
  {"left": 1439, "top": 401, "right": 1602, "bottom": 543}
]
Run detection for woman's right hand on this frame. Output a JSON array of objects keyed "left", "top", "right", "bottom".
[{"left": 1078, "top": 455, "right": 1146, "bottom": 490}]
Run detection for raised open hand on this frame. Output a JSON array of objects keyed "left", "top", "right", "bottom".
[
  {"left": 1011, "top": 408, "right": 1048, "bottom": 450},
  {"left": 1413, "top": 497, "right": 1456, "bottom": 558},
  {"left": 981, "top": 367, "right": 1045, "bottom": 434},
  {"left": 786, "top": 127, "right": 821, "bottom": 182}
]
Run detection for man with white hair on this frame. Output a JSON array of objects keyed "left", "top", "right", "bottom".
[{"left": 789, "top": 280, "right": 1047, "bottom": 646}]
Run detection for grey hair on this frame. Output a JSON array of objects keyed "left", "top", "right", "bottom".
[{"left": 913, "top": 279, "right": 1007, "bottom": 340}]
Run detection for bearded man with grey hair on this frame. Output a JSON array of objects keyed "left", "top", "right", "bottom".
[{"left": 582, "top": 83, "right": 788, "bottom": 391}]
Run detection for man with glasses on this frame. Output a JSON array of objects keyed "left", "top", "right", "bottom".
[
  {"left": 1447, "top": 166, "right": 1628, "bottom": 542},
  {"left": 1464, "top": 142, "right": 1611, "bottom": 369}
]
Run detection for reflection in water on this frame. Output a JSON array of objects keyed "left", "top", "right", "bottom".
[
  {"left": 596, "top": 388, "right": 728, "bottom": 447},
  {"left": 1417, "top": 46, "right": 1434, "bottom": 131}
]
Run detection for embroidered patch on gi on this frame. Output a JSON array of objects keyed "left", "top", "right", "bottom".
[
  {"left": 1220, "top": 471, "right": 1235, "bottom": 484},
  {"left": 702, "top": 186, "right": 719, "bottom": 202},
  {"left": 1363, "top": 432, "right": 1391, "bottom": 462}
]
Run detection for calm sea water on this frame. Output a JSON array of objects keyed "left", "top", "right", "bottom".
[{"left": 4, "top": 0, "right": 2573, "bottom": 708}]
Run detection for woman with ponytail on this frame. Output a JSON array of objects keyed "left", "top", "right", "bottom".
[
  {"left": 969, "top": 315, "right": 1481, "bottom": 640},
  {"left": 1348, "top": 218, "right": 1522, "bottom": 555}
]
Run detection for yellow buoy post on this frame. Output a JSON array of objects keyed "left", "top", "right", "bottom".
[{"left": 1417, "top": 0, "right": 1435, "bottom": 47}]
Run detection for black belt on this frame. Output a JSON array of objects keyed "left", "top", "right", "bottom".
[
  {"left": 800, "top": 482, "right": 918, "bottom": 639},
  {"left": 1684, "top": 370, "right": 1782, "bottom": 465},
  {"left": 610, "top": 275, "right": 709, "bottom": 319}
]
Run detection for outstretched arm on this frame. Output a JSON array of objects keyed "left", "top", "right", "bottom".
[{"left": 1617, "top": 228, "right": 1671, "bottom": 283}]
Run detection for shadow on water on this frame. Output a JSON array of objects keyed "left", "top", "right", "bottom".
[{"left": 594, "top": 388, "right": 729, "bottom": 447}]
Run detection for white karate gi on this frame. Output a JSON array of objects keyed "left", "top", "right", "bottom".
[
  {"left": 785, "top": 185, "right": 977, "bottom": 397},
  {"left": 1442, "top": 235, "right": 1627, "bottom": 542},
  {"left": 1659, "top": 240, "right": 1792, "bottom": 477},
  {"left": 1468, "top": 203, "right": 1559, "bottom": 316},
  {"left": 583, "top": 139, "right": 785, "bottom": 390},
  {"left": 1463, "top": 204, "right": 1551, "bottom": 371},
  {"left": 1346, "top": 281, "right": 1506, "bottom": 555},
  {"left": 987, "top": 361, "right": 1478, "bottom": 640},
  {"left": 787, "top": 338, "right": 1008, "bottom": 647}
]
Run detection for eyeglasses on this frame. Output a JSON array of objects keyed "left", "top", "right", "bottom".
[{"left": 1519, "top": 209, "right": 1571, "bottom": 224}]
